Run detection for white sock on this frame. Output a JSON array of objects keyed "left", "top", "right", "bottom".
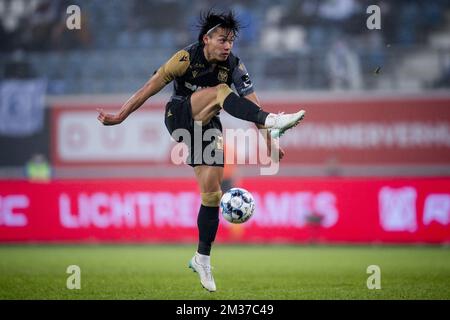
[
  {"left": 264, "top": 113, "right": 276, "bottom": 127},
  {"left": 196, "top": 252, "right": 211, "bottom": 265}
]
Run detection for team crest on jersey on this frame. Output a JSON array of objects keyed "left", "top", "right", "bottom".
[{"left": 218, "top": 70, "right": 228, "bottom": 82}]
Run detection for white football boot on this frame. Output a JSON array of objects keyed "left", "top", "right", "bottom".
[
  {"left": 188, "top": 253, "right": 216, "bottom": 292},
  {"left": 267, "top": 110, "right": 306, "bottom": 138}
]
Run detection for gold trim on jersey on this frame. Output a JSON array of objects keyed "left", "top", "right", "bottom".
[{"left": 157, "top": 50, "right": 190, "bottom": 84}]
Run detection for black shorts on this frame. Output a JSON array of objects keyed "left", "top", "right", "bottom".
[{"left": 164, "top": 96, "right": 224, "bottom": 167}]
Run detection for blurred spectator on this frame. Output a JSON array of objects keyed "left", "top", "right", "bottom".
[
  {"left": 261, "top": 4, "right": 307, "bottom": 53},
  {"left": 25, "top": 153, "right": 51, "bottom": 182},
  {"left": 283, "top": 26, "right": 307, "bottom": 53},
  {"left": 318, "top": 0, "right": 357, "bottom": 22},
  {"left": 21, "top": 0, "right": 62, "bottom": 51},
  {"left": 0, "top": 0, "right": 31, "bottom": 52},
  {"left": 0, "top": 0, "right": 90, "bottom": 51},
  {"left": 260, "top": 4, "right": 284, "bottom": 52},
  {"left": 326, "top": 38, "right": 362, "bottom": 90},
  {"left": 361, "top": 31, "right": 385, "bottom": 72}
]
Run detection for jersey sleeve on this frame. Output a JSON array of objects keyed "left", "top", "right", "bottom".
[
  {"left": 156, "top": 50, "right": 190, "bottom": 84},
  {"left": 232, "top": 61, "right": 255, "bottom": 97}
]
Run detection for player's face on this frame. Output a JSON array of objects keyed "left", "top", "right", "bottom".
[{"left": 204, "top": 28, "right": 234, "bottom": 62}]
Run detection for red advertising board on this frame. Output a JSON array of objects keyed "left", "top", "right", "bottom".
[
  {"left": 51, "top": 96, "right": 450, "bottom": 167},
  {"left": 1, "top": 178, "right": 449, "bottom": 243}
]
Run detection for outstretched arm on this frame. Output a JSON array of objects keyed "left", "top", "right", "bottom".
[
  {"left": 97, "top": 72, "right": 167, "bottom": 126},
  {"left": 98, "top": 49, "right": 189, "bottom": 125}
]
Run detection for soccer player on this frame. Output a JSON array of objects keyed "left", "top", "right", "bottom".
[{"left": 97, "top": 10, "right": 305, "bottom": 292}]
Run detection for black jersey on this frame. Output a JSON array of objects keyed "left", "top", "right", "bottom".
[{"left": 156, "top": 42, "right": 254, "bottom": 99}]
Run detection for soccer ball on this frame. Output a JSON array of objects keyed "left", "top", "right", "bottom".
[{"left": 220, "top": 188, "right": 255, "bottom": 224}]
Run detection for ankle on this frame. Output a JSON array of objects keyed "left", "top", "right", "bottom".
[
  {"left": 196, "top": 252, "right": 211, "bottom": 265},
  {"left": 264, "top": 113, "right": 276, "bottom": 127}
]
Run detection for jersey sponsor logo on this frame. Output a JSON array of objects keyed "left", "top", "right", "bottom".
[
  {"left": 184, "top": 82, "right": 205, "bottom": 92},
  {"left": 218, "top": 70, "right": 228, "bottom": 83},
  {"left": 192, "top": 70, "right": 198, "bottom": 78}
]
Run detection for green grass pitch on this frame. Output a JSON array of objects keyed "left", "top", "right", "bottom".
[{"left": 0, "top": 245, "right": 449, "bottom": 299}]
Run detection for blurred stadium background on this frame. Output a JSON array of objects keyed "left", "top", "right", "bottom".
[{"left": 1, "top": 0, "right": 450, "bottom": 299}]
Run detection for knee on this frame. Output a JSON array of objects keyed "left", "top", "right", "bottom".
[
  {"left": 215, "top": 84, "right": 233, "bottom": 107},
  {"left": 201, "top": 190, "right": 222, "bottom": 207}
]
